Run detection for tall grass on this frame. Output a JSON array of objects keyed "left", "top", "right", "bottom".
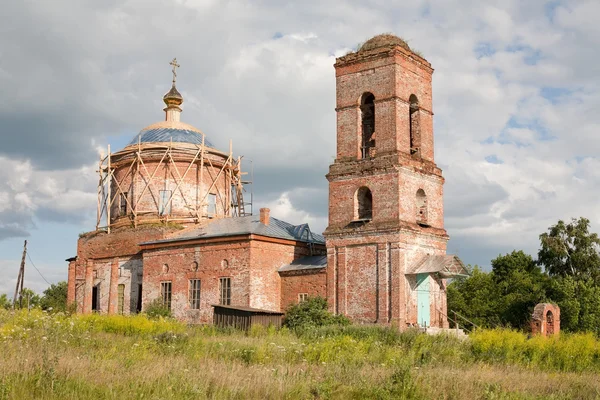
[{"left": 1, "top": 309, "right": 600, "bottom": 399}]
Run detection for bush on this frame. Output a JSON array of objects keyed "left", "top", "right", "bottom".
[
  {"left": 283, "top": 296, "right": 350, "bottom": 330},
  {"left": 144, "top": 298, "right": 171, "bottom": 319}
]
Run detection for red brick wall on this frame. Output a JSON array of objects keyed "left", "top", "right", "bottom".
[{"left": 280, "top": 269, "right": 327, "bottom": 311}]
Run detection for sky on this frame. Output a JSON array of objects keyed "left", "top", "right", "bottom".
[{"left": 1, "top": 0, "right": 600, "bottom": 295}]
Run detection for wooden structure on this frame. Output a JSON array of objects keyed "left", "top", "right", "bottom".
[{"left": 212, "top": 305, "right": 283, "bottom": 331}]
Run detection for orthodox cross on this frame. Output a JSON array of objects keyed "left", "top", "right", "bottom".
[{"left": 169, "top": 58, "right": 180, "bottom": 85}]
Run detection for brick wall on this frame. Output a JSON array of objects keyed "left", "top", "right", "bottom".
[{"left": 280, "top": 269, "right": 327, "bottom": 311}]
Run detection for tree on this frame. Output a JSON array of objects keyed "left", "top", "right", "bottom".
[
  {"left": 538, "top": 217, "right": 600, "bottom": 281},
  {"left": 16, "top": 288, "right": 41, "bottom": 309},
  {"left": 40, "top": 281, "right": 68, "bottom": 312},
  {"left": 447, "top": 266, "right": 501, "bottom": 328},
  {"left": 0, "top": 294, "right": 11, "bottom": 309},
  {"left": 547, "top": 276, "right": 600, "bottom": 335},
  {"left": 491, "top": 251, "right": 549, "bottom": 329}
]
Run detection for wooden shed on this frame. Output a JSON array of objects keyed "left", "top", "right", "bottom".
[{"left": 212, "top": 305, "right": 284, "bottom": 331}]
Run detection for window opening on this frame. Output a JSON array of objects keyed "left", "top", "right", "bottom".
[
  {"left": 91, "top": 285, "right": 100, "bottom": 312},
  {"left": 298, "top": 293, "right": 309, "bottom": 303},
  {"left": 117, "top": 284, "right": 125, "bottom": 314},
  {"left": 159, "top": 190, "right": 172, "bottom": 216},
  {"left": 189, "top": 279, "right": 201, "bottom": 310},
  {"left": 119, "top": 193, "right": 127, "bottom": 216},
  {"left": 361, "top": 93, "right": 376, "bottom": 158},
  {"left": 161, "top": 281, "right": 172, "bottom": 310},
  {"left": 136, "top": 284, "right": 143, "bottom": 313},
  {"left": 409, "top": 94, "right": 421, "bottom": 156},
  {"left": 219, "top": 277, "right": 231, "bottom": 305},
  {"left": 416, "top": 189, "right": 428, "bottom": 225},
  {"left": 207, "top": 193, "right": 217, "bottom": 216},
  {"left": 355, "top": 187, "right": 373, "bottom": 220}
]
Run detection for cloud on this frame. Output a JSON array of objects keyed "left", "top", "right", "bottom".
[{"left": 2, "top": 0, "right": 600, "bottom": 281}]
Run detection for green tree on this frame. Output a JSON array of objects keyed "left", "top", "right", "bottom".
[
  {"left": 447, "top": 266, "right": 501, "bottom": 328},
  {"left": 0, "top": 294, "right": 11, "bottom": 309},
  {"left": 491, "top": 251, "right": 549, "bottom": 329},
  {"left": 15, "top": 288, "right": 41, "bottom": 309},
  {"left": 40, "top": 281, "right": 68, "bottom": 312},
  {"left": 538, "top": 217, "right": 600, "bottom": 280},
  {"left": 547, "top": 277, "right": 600, "bottom": 335}
]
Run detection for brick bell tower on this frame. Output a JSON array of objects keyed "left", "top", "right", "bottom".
[{"left": 324, "top": 34, "right": 466, "bottom": 328}]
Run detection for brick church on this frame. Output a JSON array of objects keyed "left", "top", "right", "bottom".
[{"left": 67, "top": 34, "right": 467, "bottom": 328}]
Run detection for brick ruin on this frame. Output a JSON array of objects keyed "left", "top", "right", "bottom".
[
  {"left": 531, "top": 303, "right": 560, "bottom": 337},
  {"left": 67, "top": 35, "right": 468, "bottom": 328}
]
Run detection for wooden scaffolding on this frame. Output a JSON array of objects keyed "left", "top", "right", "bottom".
[{"left": 95, "top": 136, "right": 251, "bottom": 233}]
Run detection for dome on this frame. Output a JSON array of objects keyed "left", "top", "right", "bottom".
[
  {"left": 163, "top": 85, "right": 183, "bottom": 107},
  {"left": 128, "top": 120, "right": 214, "bottom": 147},
  {"left": 359, "top": 34, "right": 411, "bottom": 52}
]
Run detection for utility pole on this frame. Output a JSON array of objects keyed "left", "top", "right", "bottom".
[{"left": 12, "top": 240, "right": 27, "bottom": 309}]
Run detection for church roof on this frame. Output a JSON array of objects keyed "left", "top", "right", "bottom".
[
  {"left": 406, "top": 255, "right": 468, "bottom": 278},
  {"left": 278, "top": 255, "right": 327, "bottom": 272},
  {"left": 127, "top": 120, "right": 214, "bottom": 147},
  {"left": 141, "top": 215, "right": 325, "bottom": 246},
  {"left": 359, "top": 34, "right": 411, "bottom": 53}
]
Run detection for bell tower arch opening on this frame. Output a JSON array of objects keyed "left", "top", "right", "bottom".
[
  {"left": 355, "top": 186, "right": 373, "bottom": 220},
  {"left": 416, "top": 189, "right": 428, "bottom": 226},
  {"left": 360, "top": 93, "right": 375, "bottom": 159}
]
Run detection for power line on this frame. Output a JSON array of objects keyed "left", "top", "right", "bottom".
[{"left": 26, "top": 252, "right": 51, "bottom": 286}]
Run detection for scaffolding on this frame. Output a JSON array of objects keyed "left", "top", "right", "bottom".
[{"left": 96, "top": 135, "right": 251, "bottom": 233}]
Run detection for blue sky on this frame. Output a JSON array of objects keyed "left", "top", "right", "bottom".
[{"left": 1, "top": 0, "right": 600, "bottom": 295}]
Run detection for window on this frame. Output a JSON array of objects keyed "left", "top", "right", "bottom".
[
  {"left": 161, "top": 281, "right": 172, "bottom": 310},
  {"left": 355, "top": 186, "right": 373, "bottom": 220},
  {"left": 298, "top": 293, "right": 309, "bottom": 303},
  {"left": 117, "top": 284, "right": 125, "bottom": 315},
  {"left": 92, "top": 285, "right": 100, "bottom": 312},
  {"left": 360, "top": 93, "right": 376, "bottom": 158},
  {"left": 409, "top": 94, "right": 420, "bottom": 156},
  {"left": 207, "top": 193, "right": 217, "bottom": 216},
  {"left": 189, "top": 279, "right": 201, "bottom": 309},
  {"left": 219, "top": 277, "right": 231, "bottom": 305},
  {"left": 416, "top": 189, "right": 428, "bottom": 225},
  {"left": 119, "top": 193, "right": 127, "bottom": 216},
  {"left": 136, "top": 284, "right": 142, "bottom": 314},
  {"left": 159, "top": 190, "right": 172, "bottom": 215}
]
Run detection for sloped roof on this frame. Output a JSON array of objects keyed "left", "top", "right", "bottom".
[
  {"left": 406, "top": 255, "right": 468, "bottom": 278},
  {"left": 141, "top": 215, "right": 325, "bottom": 246},
  {"left": 279, "top": 255, "right": 327, "bottom": 272}
]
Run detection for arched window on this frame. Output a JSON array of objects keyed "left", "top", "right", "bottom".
[
  {"left": 360, "top": 93, "right": 375, "bottom": 159},
  {"left": 416, "top": 189, "right": 427, "bottom": 225},
  {"left": 409, "top": 94, "right": 420, "bottom": 156},
  {"left": 355, "top": 187, "right": 373, "bottom": 220},
  {"left": 191, "top": 261, "right": 199, "bottom": 272}
]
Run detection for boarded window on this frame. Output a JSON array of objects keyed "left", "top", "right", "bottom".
[
  {"left": 117, "top": 284, "right": 125, "bottom": 315},
  {"left": 161, "top": 281, "right": 172, "bottom": 310},
  {"left": 355, "top": 186, "right": 373, "bottom": 220},
  {"left": 189, "top": 279, "right": 201, "bottom": 309},
  {"left": 409, "top": 94, "right": 421, "bottom": 156},
  {"left": 219, "top": 277, "right": 231, "bottom": 305},
  {"left": 207, "top": 193, "right": 217, "bottom": 216},
  {"left": 298, "top": 293, "right": 308, "bottom": 303},
  {"left": 119, "top": 193, "right": 127, "bottom": 216},
  {"left": 159, "top": 190, "right": 172, "bottom": 215},
  {"left": 361, "top": 93, "right": 376, "bottom": 158}
]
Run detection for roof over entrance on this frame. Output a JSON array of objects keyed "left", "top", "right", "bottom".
[
  {"left": 279, "top": 255, "right": 327, "bottom": 272},
  {"left": 406, "top": 255, "right": 468, "bottom": 278}
]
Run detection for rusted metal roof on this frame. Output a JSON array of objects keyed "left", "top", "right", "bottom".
[
  {"left": 406, "top": 254, "right": 468, "bottom": 278},
  {"left": 212, "top": 304, "right": 283, "bottom": 315},
  {"left": 278, "top": 255, "right": 327, "bottom": 272}
]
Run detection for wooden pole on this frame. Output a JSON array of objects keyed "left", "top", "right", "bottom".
[{"left": 12, "top": 240, "right": 27, "bottom": 309}]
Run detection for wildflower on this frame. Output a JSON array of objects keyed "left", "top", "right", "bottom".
[
  {"left": 42, "top": 336, "right": 48, "bottom": 341},
  {"left": 133, "top": 343, "right": 140, "bottom": 347}
]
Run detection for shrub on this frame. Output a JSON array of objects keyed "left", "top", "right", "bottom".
[
  {"left": 283, "top": 297, "right": 350, "bottom": 330},
  {"left": 144, "top": 298, "right": 171, "bottom": 319}
]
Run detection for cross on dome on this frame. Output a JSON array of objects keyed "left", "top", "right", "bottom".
[{"left": 169, "top": 58, "right": 180, "bottom": 86}]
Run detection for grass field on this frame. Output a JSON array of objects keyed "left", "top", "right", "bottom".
[{"left": 1, "top": 310, "right": 600, "bottom": 399}]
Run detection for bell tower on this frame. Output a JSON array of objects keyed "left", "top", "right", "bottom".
[{"left": 324, "top": 34, "right": 464, "bottom": 328}]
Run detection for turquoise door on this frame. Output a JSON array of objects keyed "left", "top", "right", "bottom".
[{"left": 416, "top": 273, "right": 430, "bottom": 327}]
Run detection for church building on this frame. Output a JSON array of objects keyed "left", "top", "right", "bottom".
[{"left": 67, "top": 34, "right": 467, "bottom": 328}]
